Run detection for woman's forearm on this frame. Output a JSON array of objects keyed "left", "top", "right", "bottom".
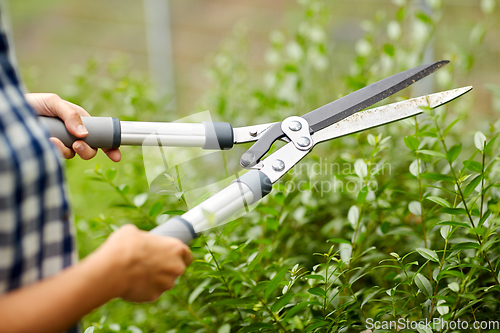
[{"left": 0, "top": 248, "right": 123, "bottom": 333}]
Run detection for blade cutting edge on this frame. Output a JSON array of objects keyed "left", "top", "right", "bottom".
[{"left": 313, "top": 86, "right": 473, "bottom": 144}]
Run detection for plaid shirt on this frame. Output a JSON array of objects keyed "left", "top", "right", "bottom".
[{"left": 0, "top": 16, "right": 78, "bottom": 333}]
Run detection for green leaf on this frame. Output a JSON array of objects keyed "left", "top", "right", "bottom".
[
  {"left": 266, "top": 217, "right": 279, "bottom": 231},
  {"left": 381, "top": 221, "right": 391, "bottom": 234},
  {"left": 443, "top": 116, "right": 464, "bottom": 137},
  {"left": 214, "top": 298, "right": 255, "bottom": 306},
  {"left": 469, "top": 227, "right": 486, "bottom": 236},
  {"left": 446, "top": 144, "right": 462, "bottom": 163},
  {"left": 304, "top": 274, "right": 325, "bottom": 281},
  {"left": 118, "top": 184, "right": 130, "bottom": 195},
  {"left": 416, "top": 149, "right": 446, "bottom": 159},
  {"left": 218, "top": 324, "right": 231, "bottom": 333},
  {"left": 474, "top": 131, "right": 487, "bottom": 151},
  {"left": 408, "top": 201, "right": 421, "bottom": 216},
  {"left": 308, "top": 287, "right": 326, "bottom": 297},
  {"left": 420, "top": 173, "right": 454, "bottom": 182},
  {"left": 361, "top": 289, "right": 380, "bottom": 308},
  {"left": 161, "top": 210, "right": 186, "bottom": 216},
  {"left": 463, "top": 160, "right": 482, "bottom": 173},
  {"left": 84, "top": 327, "right": 95, "bottom": 333},
  {"left": 105, "top": 168, "right": 117, "bottom": 181},
  {"left": 305, "top": 321, "right": 329, "bottom": 332},
  {"left": 404, "top": 135, "right": 419, "bottom": 151},
  {"left": 238, "top": 323, "right": 274, "bottom": 332},
  {"left": 437, "top": 221, "right": 471, "bottom": 228},
  {"left": 188, "top": 279, "right": 210, "bottom": 304},
  {"left": 448, "top": 282, "right": 460, "bottom": 292},
  {"left": 463, "top": 175, "right": 482, "bottom": 198},
  {"left": 414, "top": 273, "right": 432, "bottom": 297},
  {"left": 357, "top": 186, "right": 368, "bottom": 203},
  {"left": 258, "top": 206, "right": 280, "bottom": 217},
  {"left": 328, "top": 238, "right": 351, "bottom": 244},
  {"left": 416, "top": 248, "right": 439, "bottom": 263},
  {"left": 283, "top": 302, "right": 310, "bottom": 320},
  {"left": 415, "top": 131, "right": 438, "bottom": 138},
  {"left": 426, "top": 196, "right": 450, "bottom": 208},
  {"left": 439, "top": 207, "right": 467, "bottom": 215},
  {"left": 133, "top": 193, "right": 148, "bottom": 207},
  {"left": 264, "top": 268, "right": 287, "bottom": 299},
  {"left": 271, "top": 292, "right": 293, "bottom": 312},
  {"left": 452, "top": 242, "right": 480, "bottom": 250},
  {"left": 148, "top": 201, "right": 163, "bottom": 217}
]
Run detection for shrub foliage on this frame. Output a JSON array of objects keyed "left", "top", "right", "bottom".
[{"left": 68, "top": 1, "right": 500, "bottom": 332}]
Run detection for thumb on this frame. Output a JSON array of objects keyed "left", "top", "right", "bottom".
[{"left": 46, "top": 94, "right": 89, "bottom": 138}]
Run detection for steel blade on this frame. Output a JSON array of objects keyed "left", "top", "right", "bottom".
[
  {"left": 303, "top": 60, "right": 449, "bottom": 132},
  {"left": 313, "top": 86, "right": 473, "bottom": 144},
  {"left": 232, "top": 122, "right": 276, "bottom": 144}
]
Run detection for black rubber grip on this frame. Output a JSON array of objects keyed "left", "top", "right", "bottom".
[
  {"left": 150, "top": 216, "right": 197, "bottom": 245},
  {"left": 202, "top": 122, "right": 234, "bottom": 150},
  {"left": 39, "top": 116, "right": 121, "bottom": 149},
  {"left": 232, "top": 170, "right": 272, "bottom": 204}
]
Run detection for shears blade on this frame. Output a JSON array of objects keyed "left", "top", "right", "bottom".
[{"left": 313, "top": 86, "right": 473, "bottom": 144}]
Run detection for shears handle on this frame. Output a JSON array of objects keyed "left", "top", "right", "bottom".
[{"left": 38, "top": 116, "right": 234, "bottom": 150}]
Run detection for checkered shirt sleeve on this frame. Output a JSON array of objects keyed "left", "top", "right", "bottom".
[{"left": 0, "top": 23, "right": 78, "bottom": 333}]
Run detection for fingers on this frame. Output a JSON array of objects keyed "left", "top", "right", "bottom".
[
  {"left": 42, "top": 94, "right": 89, "bottom": 139},
  {"left": 72, "top": 140, "right": 98, "bottom": 160},
  {"left": 181, "top": 246, "right": 193, "bottom": 266},
  {"left": 50, "top": 138, "right": 75, "bottom": 159},
  {"left": 103, "top": 148, "right": 122, "bottom": 162},
  {"left": 27, "top": 93, "right": 122, "bottom": 162}
]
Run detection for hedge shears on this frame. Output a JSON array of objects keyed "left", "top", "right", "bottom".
[{"left": 40, "top": 60, "right": 472, "bottom": 244}]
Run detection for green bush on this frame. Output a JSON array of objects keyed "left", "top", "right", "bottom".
[{"left": 67, "top": 0, "right": 500, "bottom": 332}]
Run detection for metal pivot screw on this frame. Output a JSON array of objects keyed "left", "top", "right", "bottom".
[
  {"left": 288, "top": 121, "right": 302, "bottom": 131},
  {"left": 249, "top": 130, "right": 258, "bottom": 137},
  {"left": 297, "top": 136, "right": 311, "bottom": 147},
  {"left": 272, "top": 159, "right": 285, "bottom": 172}
]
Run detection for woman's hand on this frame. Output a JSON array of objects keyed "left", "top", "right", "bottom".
[
  {"left": 95, "top": 224, "right": 193, "bottom": 302},
  {"left": 25, "top": 93, "right": 121, "bottom": 162}
]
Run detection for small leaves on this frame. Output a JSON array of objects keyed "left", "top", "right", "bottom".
[
  {"left": 474, "top": 131, "right": 487, "bottom": 150},
  {"left": 308, "top": 287, "right": 326, "bottom": 297},
  {"left": 105, "top": 168, "right": 117, "bottom": 181},
  {"left": 463, "top": 175, "right": 482, "bottom": 197},
  {"left": 416, "top": 149, "right": 446, "bottom": 159},
  {"left": 404, "top": 135, "right": 419, "bottom": 151},
  {"left": 339, "top": 243, "right": 353, "bottom": 264},
  {"left": 425, "top": 196, "right": 450, "bottom": 208},
  {"left": 446, "top": 144, "right": 462, "bottom": 163},
  {"left": 133, "top": 193, "right": 148, "bottom": 207},
  {"left": 264, "top": 268, "right": 287, "bottom": 299},
  {"left": 347, "top": 205, "right": 359, "bottom": 228},
  {"left": 416, "top": 247, "right": 439, "bottom": 263},
  {"left": 408, "top": 201, "right": 422, "bottom": 216},
  {"left": 448, "top": 282, "right": 460, "bottom": 292},
  {"left": 354, "top": 159, "right": 368, "bottom": 178},
  {"left": 414, "top": 273, "right": 433, "bottom": 297}
]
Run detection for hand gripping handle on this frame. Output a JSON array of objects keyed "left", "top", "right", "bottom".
[{"left": 39, "top": 116, "right": 121, "bottom": 149}]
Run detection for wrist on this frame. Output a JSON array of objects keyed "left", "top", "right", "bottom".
[{"left": 80, "top": 241, "right": 131, "bottom": 300}]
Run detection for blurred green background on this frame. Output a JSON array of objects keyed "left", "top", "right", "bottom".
[{"left": 6, "top": 0, "right": 500, "bottom": 114}]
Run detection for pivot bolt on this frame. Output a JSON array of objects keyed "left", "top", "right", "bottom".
[
  {"left": 288, "top": 121, "right": 302, "bottom": 131},
  {"left": 297, "top": 136, "right": 311, "bottom": 147},
  {"left": 272, "top": 159, "right": 285, "bottom": 172},
  {"left": 240, "top": 152, "right": 256, "bottom": 168}
]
